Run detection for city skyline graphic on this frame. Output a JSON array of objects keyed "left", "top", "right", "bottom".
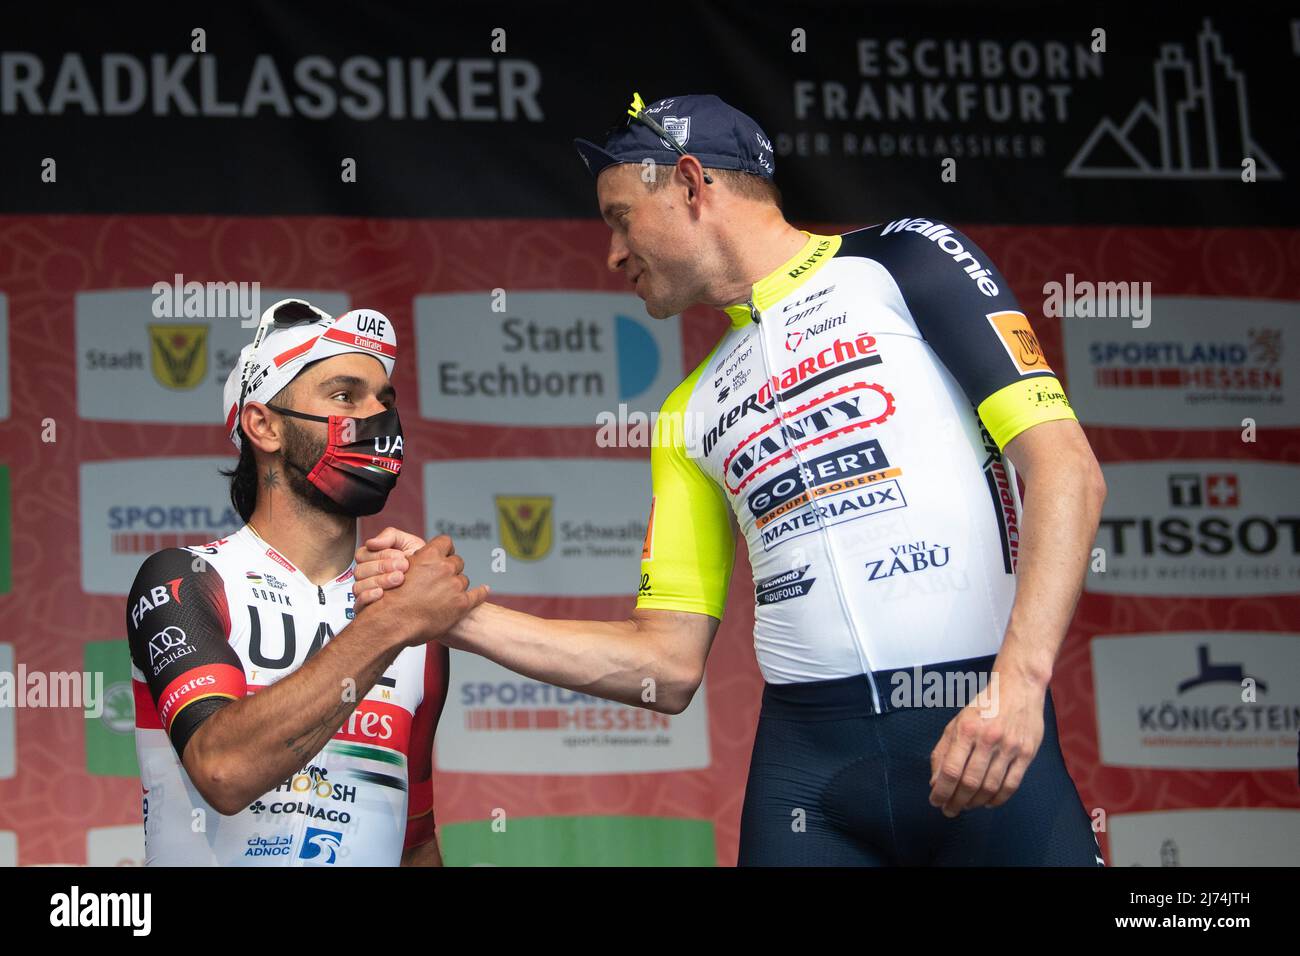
[{"left": 1067, "top": 19, "right": 1282, "bottom": 180}]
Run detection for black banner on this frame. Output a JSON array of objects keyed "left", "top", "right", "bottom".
[{"left": 0, "top": 1, "right": 1295, "bottom": 224}]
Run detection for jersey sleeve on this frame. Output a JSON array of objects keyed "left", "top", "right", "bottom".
[
  {"left": 126, "top": 548, "right": 246, "bottom": 758},
  {"left": 404, "top": 643, "right": 449, "bottom": 850},
  {"left": 635, "top": 368, "right": 736, "bottom": 620},
  {"left": 852, "top": 218, "right": 1078, "bottom": 450}
]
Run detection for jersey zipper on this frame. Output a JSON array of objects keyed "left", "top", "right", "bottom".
[
  {"left": 318, "top": 585, "right": 326, "bottom": 605},
  {"left": 748, "top": 295, "right": 883, "bottom": 711}
]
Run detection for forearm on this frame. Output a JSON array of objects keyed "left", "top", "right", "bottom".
[
  {"left": 402, "top": 836, "right": 443, "bottom": 866},
  {"left": 449, "top": 603, "right": 684, "bottom": 710},
  {"left": 185, "top": 616, "right": 404, "bottom": 813},
  {"left": 997, "top": 466, "right": 1105, "bottom": 687}
]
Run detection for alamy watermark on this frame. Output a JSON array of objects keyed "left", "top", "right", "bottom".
[
  {"left": 0, "top": 664, "right": 105, "bottom": 718},
  {"left": 151, "top": 273, "right": 261, "bottom": 327},
  {"left": 1043, "top": 273, "right": 1152, "bottom": 328},
  {"left": 889, "top": 666, "right": 1000, "bottom": 715}
]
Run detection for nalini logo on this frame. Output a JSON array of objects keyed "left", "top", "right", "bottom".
[
  {"left": 148, "top": 324, "right": 208, "bottom": 389},
  {"left": 1067, "top": 19, "right": 1281, "bottom": 180},
  {"left": 299, "top": 827, "right": 343, "bottom": 864}
]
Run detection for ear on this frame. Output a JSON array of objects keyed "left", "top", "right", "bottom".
[
  {"left": 675, "top": 155, "right": 709, "bottom": 204},
  {"left": 240, "top": 401, "right": 283, "bottom": 454}
]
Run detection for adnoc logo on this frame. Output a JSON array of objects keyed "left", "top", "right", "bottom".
[{"left": 415, "top": 292, "right": 683, "bottom": 426}]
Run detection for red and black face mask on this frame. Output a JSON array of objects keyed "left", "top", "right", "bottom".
[{"left": 267, "top": 404, "right": 404, "bottom": 516}]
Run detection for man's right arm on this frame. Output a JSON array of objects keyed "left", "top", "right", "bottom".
[
  {"left": 127, "top": 542, "right": 477, "bottom": 815},
  {"left": 355, "top": 375, "right": 734, "bottom": 715}
]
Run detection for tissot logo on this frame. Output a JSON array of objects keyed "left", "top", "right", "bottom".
[
  {"left": 1090, "top": 461, "right": 1300, "bottom": 597},
  {"left": 1168, "top": 473, "right": 1237, "bottom": 508}
]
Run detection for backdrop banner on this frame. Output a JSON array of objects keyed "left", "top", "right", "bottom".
[{"left": 0, "top": 2, "right": 1296, "bottom": 866}]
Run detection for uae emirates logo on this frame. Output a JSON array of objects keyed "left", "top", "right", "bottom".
[
  {"left": 495, "top": 495, "right": 554, "bottom": 561},
  {"left": 149, "top": 324, "right": 209, "bottom": 389},
  {"left": 1067, "top": 19, "right": 1281, "bottom": 180}
]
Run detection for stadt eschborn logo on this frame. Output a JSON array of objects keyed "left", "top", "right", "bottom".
[{"left": 1066, "top": 19, "right": 1281, "bottom": 180}]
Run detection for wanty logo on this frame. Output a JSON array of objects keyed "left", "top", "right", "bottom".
[
  {"left": 1067, "top": 19, "right": 1281, "bottom": 180},
  {"left": 724, "top": 383, "right": 896, "bottom": 494}
]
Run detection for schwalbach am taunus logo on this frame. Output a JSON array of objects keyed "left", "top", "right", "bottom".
[
  {"left": 495, "top": 495, "right": 553, "bottom": 561},
  {"left": 149, "top": 324, "right": 208, "bottom": 390}
]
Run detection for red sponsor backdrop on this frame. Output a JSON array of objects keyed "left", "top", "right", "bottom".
[{"left": 0, "top": 216, "right": 1296, "bottom": 865}]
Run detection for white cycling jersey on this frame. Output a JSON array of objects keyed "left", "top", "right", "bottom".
[
  {"left": 635, "top": 221, "right": 1077, "bottom": 700},
  {"left": 126, "top": 525, "right": 446, "bottom": 866}
]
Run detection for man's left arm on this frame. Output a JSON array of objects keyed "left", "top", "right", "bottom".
[
  {"left": 928, "top": 418, "right": 1105, "bottom": 817},
  {"left": 401, "top": 642, "right": 450, "bottom": 866},
  {"left": 864, "top": 219, "right": 1106, "bottom": 816}
]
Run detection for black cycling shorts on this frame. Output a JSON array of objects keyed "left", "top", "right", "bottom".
[{"left": 738, "top": 656, "right": 1104, "bottom": 866}]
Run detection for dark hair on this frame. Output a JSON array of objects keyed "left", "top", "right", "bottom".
[
  {"left": 220, "top": 379, "right": 295, "bottom": 523},
  {"left": 220, "top": 426, "right": 260, "bottom": 523},
  {"left": 646, "top": 164, "right": 783, "bottom": 210}
]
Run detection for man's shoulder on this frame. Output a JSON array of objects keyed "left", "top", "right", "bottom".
[
  {"left": 130, "top": 535, "right": 242, "bottom": 585},
  {"left": 834, "top": 216, "right": 960, "bottom": 255}
]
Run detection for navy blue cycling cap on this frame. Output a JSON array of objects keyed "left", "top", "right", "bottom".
[{"left": 574, "top": 92, "right": 776, "bottom": 181}]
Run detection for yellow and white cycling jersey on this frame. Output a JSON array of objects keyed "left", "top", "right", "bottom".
[{"left": 636, "top": 220, "right": 1077, "bottom": 696}]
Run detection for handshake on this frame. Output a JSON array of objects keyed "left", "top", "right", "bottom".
[{"left": 350, "top": 526, "right": 489, "bottom": 648}]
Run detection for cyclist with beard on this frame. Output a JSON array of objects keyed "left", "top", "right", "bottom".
[{"left": 125, "top": 298, "right": 487, "bottom": 866}]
